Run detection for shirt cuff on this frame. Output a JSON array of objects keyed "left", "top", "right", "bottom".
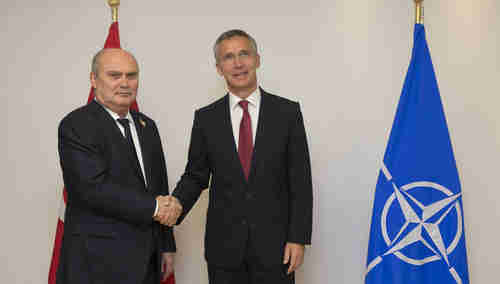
[{"left": 153, "top": 200, "right": 159, "bottom": 217}]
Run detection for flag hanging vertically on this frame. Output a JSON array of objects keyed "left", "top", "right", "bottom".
[
  {"left": 48, "top": 21, "right": 175, "bottom": 284},
  {"left": 364, "top": 24, "right": 470, "bottom": 284}
]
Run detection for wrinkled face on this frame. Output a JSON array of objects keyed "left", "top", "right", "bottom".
[
  {"left": 91, "top": 49, "right": 139, "bottom": 115},
  {"left": 216, "top": 36, "right": 260, "bottom": 98}
]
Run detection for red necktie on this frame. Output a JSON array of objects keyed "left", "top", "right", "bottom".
[{"left": 238, "top": 100, "right": 253, "bottom": 180}]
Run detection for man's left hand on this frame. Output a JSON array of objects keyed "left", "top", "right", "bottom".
[
  {"left": 161, "top": 252, "right": 175, "bottom": 281},
  {"left": 283, "top": 242, "right": 305, "bottom": 275}
]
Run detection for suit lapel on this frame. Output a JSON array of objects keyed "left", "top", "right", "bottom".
[
  {"left": 247, "top": 88, "right": 267, "bottom": 183},
  {"left": 90, "top": 101, "right": 145, "bottom": 184},
  {"left": 131, "top": 113, "right": 150, "bottom": 187}
]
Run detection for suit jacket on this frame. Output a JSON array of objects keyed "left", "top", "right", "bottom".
[
  {"left": 172, "top": 88, "right": 312, "bottom": 268},
  {"left": 56, "top": 100, "right": 175, "bottom": 284}
]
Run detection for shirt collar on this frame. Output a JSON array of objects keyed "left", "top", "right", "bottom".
[{"left": 229, "top": 87, "right": 261, "bottom": 111}]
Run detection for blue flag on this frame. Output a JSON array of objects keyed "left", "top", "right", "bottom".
[{"left": 364, "top": 24, "right": 470, "bottom": 284}]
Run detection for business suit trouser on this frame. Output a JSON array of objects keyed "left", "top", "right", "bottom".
[
  {"left": 142, "top": 253, "right": 160, "bottom": 284},
  {"left": 208, "top": 263, "right": 294, "bottom": 284},
  {"left": 207, "top": 236, "right": 294, "bottom": 284}
]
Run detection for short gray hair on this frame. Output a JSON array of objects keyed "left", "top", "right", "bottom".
[
  {"left": 213, "top": 29, "right": 258, "bottom": 61},
  {"left": 91, "top": 48, "right": 139, "bottom": 77}
]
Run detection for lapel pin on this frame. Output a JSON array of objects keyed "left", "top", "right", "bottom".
[{"left": 139, "top": 119, "right": 146, "bottom": 128}]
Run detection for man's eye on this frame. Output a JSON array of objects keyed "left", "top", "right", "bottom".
[
  {"left": 223, "top": 54, "right": 235, "bottom": 61},
  {"left": 239, "top": 51, "right": 250, "bottom": 57}
]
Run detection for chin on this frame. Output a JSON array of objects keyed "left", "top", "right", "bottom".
[
  {"left": 230, "top": 81, "right": 252, "bottom": 89},
  {"left": 119, "top": 97, "right": 135, "bottom": 104}
]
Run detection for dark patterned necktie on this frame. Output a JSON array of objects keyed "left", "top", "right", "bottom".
[
  {"left": 117, "top": 118, "right": 144, "bottom": 183},
  {"left": 238, "top": 100, "right": 253, "bottom": 180}
]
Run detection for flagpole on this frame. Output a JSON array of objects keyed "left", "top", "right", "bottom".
[
  {"left": 414, "top": 0, "right": 424, "bottom": 24},
  {"left": 108, "top": 0, "right": 120, "bottom": 22}
]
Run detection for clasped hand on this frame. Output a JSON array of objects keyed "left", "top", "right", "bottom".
[{"left": 154, "top": 195, "right": 183, "bottom": 226}]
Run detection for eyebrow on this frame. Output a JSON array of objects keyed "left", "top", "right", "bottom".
[
  {"left": 106, "top": 71, "right": 139, "bottom": 76},
  {"left": 222, "top": 49, "right": 252, "bottom": 57}
]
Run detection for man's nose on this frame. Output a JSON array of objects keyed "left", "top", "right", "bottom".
[
  {"left": 120, "top": 76, "right": 130, "bottom": 88},
  {"left": 234, "top": 56, "right": 243, "bottom": 68}
]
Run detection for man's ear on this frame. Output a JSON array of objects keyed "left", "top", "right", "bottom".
[
  {"left": 90, "top": 72, "right": 97, "bottom": 88},
  {"left": 216, "top": 63, "right": 223, "bottom": 76}
]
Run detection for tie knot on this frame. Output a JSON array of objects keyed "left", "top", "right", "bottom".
[
  {"left": 239, "top": 100, "right": 249, "bottom": 111},
  {"left": 117, "top": 118, "right": 130, "bottom": 128}
]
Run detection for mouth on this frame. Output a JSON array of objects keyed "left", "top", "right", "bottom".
[
  {"left": 233, "top": 71, "right": 248, "bottom": 79},
  {"left": 117, "top": 92, "right": 132, "bottom": 97}
]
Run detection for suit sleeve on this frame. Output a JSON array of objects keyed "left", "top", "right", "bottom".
[
  {"left": 58, "top": 116, "right": 156, "bottom": 226},
  {"left": 172, "top": 110, "right": 210, "bottom": 224},
  {"left": 287, "top": 103, "right": 313, "bottom": 245},
  {"left": 150, "top": 121, "right": 177, "bottom": 253}
]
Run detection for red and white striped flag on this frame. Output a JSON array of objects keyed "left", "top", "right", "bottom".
[{"left": 48, "top": 22, "right": 175, "bottom": 284}]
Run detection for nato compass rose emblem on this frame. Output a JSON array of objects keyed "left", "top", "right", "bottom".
[{"left": 366, "top": 163, "right": 465, "bottom": 284}]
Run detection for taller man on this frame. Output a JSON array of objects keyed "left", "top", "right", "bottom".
[
  {"left": 167, "top": 29, "right": 313, "bottom": 284},
  {"left": 57, "top": 48, "right": 175, "bottom": 284}
]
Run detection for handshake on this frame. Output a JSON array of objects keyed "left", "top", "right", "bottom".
[{"left": 154, "top": 195, "right": 183, "bottom": 226}]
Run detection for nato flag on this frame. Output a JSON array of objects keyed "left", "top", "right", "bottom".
[{"left": 364, "top": 24, "right": 470, "bottom": 284}]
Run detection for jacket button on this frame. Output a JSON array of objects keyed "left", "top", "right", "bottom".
[{"left": 245, "top": 192, "right": 254, "bottom": 200}]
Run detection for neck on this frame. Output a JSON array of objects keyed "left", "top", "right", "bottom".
[
  {"left": 229, "top": 86, "right": 257, "bottom": 99},
  {"left": 115, "top": 110, "right": 128, "bottom": 118},
  {"left": 95, "top": 97, "right": 129, "bottom": 118}
]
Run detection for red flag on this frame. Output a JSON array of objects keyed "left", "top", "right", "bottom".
[{"left": 49, "top": 22, "right": 175, "bottom": 284}]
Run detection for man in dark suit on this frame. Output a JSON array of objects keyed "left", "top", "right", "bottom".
[
  {"left": 57, "top": 48, "right": 176, "bottom": 284},
  {"left": 163, "top": 29, "right": 313, "bottom": 284}
]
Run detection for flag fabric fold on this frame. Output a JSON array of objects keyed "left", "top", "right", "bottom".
[
  {"left": 49, "top": 21, "right": 175, "bottom": 284},
  {"left": 364, "top": 24, "right": 469, "bottom": 284}
]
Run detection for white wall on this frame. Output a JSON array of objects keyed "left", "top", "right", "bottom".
[{"left": 1, "top": 0, "right": 499, "bottom": 283}]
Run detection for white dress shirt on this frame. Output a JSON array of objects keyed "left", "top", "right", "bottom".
[
  {"left": 99, "top": 103, "right": 147, "bottom": 186},
  {"left": 229, "top": 88, "right": 261, "bottom": 149}
]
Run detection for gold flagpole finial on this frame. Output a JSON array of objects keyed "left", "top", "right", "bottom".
[
  {"left": 107, "top": 0, "right": 120, "bottom": 22},
  {"left": 414, "top": 0, "right": 424, "bottom": 24}
]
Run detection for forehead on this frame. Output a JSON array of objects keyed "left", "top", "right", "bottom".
[
  {"left": 98, "top": 50, "right": 138, "bottom": 71},
  {"left": 218, "top": 36, "right": 253, "bottom": 53}
]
